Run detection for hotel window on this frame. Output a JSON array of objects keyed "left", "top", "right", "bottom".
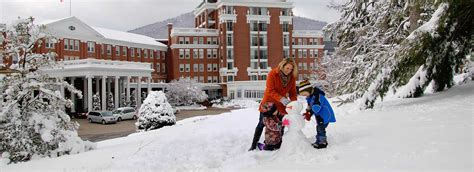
[
  {"left": 251, "top": 34, "right": 258, "bottom": 46},
  {"left": 183, "top": 49, "right": 189, "bottom": 59},
  {"left": 207, "top": 49, "right": 212, "bottom": 59},
  {"left": 207, "top": 38, "right": 211, "bottom": 44},
  {"left": 179, "top": 64, "right": 184, "bottom": 72},
  {"left": 113, "top": 46, "right": 118, "bottom": 56},
  {"left": 261, "top": 50, "right": 268, "bottom": 60},
  {"left": 156, "top": 63, "right": 161, "bottom": 73},
  {"left": 208, "top": 76, "right": 212, "bottom": 83},
  {"left": 283, "top": 49, "right": 289, "bottom": 58},
  {"left": 292, "top": 49, "right": 295, "bottom": 58},
  {"left": 156, "top": 51, "right": 160, "bottom": 59},
  {"left": 144, "top": 50, "right": 148, "bottom": 58},
  {"left": 107, "top": 45, "right": 112, "bottom": 55},
  {"left": 193, "top": 64, "right": 199, "bottom": 72},
  {"left": 250, "top": 22, "right": 258, "bottom": 32},
  {"left": 212, "top": 49, "right": 217, "bottom": 59},
  {"left": 207, "top": 64, "right": 212, "bottom": 72},
  {"left": 213, "top": 76, "right": 218, "bottom": 83},
  {"left": 309, "top": 39, "right": 314, "bottom": 45},
  {"left": 74, "top": 40, "right": 79, "bottom": 51},
  {"left": 258, "top": 34, "right": 267, "bottom": 46},
  {"left": 224, "top": 6, "right": 234, "bottom": 14},
  {"left": 259, "top": 62, "right": 268, "bottom": 69},
  {"left": 179, "top": 37, "right": 184, "bottom": 44},
  {"left": 283, "top": 35, "right": 290, "bottom": 46},
  {"left": 45, "top": 39, "right": 55, "bottom": 49},
  {"left": 199, "top": 37, "right": 204, "bottom": 44},
  {"left": 251, "top": 49, "right": 258, "bottom": 60},
  {"left": 199, "top": 49, "right": 204, "bottom": 59},
  {"left": 298, "top": 49, "right": 303, "bottom": 58},
  {"left": 298, "top": 38, "right": 302, "bottom": 45},
  {"left": 251, "top": 62, "right": 259, "bottom": 69},
  {"left": 281, "top": 8, "right": 291, "bottom": 16},
  {"left": 69, "top": 39, "right": 74, "bottom": 50},
  {"left": 185, "top": 37, "right": 190, "bottom": 44},
  {"left": 193, "top": 37, "right": 198, "bottom": 44},
  {"left": 226, "top": 22, "right": 233, "bottom": 31},
  {"left": 213, "top": 64, "right": 218, "bottom": 71},
  {"left": 227, "top": 62, "right": 234, "bottom": 70},
  {"left": 261, "top": 75, "right": 267, "bottom": 80},
  {"left": 199, "top": 76, "right": 204, "bottom": 83},
  {"left": 123, "top": 47, "right": 127, "bottom": 56},
  {"left": 162, "top": 63, "right": 166, "bottom": 73},
  {"left": 185, "top": 64, "right": 190, "bottom": 72},
  {"left": 298, "top": 63, "right": 302, "bottom": 70},
  {"left": 212, "top": 37, "right": 218, "bottom": 44},
  {"left": 64, "top": 39, "right": 69, "bottom": 50},
  {"left": 179, "top": 49, "right": 184, "bottom": 59},
  {"left": 226, "top": 34, "right": 233, "bottom": 46},
  {"left": 303, "top": 63, "right": 307, "bottom": 70},
  {"left": 131, "top": 48, "right": 135, "bottom": 57},
  {"left": 314, "top": 50, "right": 319, "bottom": 58},
  {"left": 310, "top": 62, "right": 314, "bottom": 70},
  {"left": 87, "top": 42, "right": 95, "bottom": 52},
  {"left": 258, "top": 22, "right": 267, "bottom": 32},
  {"left": 150, "top": 50, "right": 154, "bottom": 58},
  {"left": 251, "top": 75, "right": 258, "bottom": 81},
  {"left": 302, "top": 39, "right": 307, "bottom": 45},
  {"left": 302, "top": 50, "right": 307, "bottom": 58},
  {"left": 137, "top": 49, "right": 141, "bottom": 57},
  {"left": 227, "top": 76, "right": 234, "bottom": 82},
  {"left": 193, "top": 49, "right": 198, "bottom": 59},
  {"left": 199, "top": 64, "right": 204, "bottom": 72},
  {"left": 292, "top": 38, "right": 295, "bottom": 45},
  {"left": 227, "top": 49, "right": 233, "bottom": 59}
]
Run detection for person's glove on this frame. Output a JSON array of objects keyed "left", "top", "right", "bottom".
[
  {"left": 303, "top": 112, "right": 312, "bottom": 121},
  {"left": 280, "top": 97, "right": 290, "bottom": 106}
]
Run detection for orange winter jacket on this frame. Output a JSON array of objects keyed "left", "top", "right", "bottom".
[{"left": 259, "top": 68, "right": 297, "bottom": 115}]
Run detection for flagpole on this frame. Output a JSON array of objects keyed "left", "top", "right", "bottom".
[{"left": 69, "top": 0, "right": 72, "bottom": 16}]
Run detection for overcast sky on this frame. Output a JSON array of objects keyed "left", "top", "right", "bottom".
[{"left": 0, "top": 0, "right": 343, "bottom": 31}]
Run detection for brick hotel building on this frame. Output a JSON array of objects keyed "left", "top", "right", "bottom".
[{"left": 0, "top": 0, "right": 324, "bottom": 113}]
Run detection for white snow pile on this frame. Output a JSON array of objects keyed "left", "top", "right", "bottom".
[
  {"left": 1, "top": 82, "right": 473, "bottom": 172},
  {"left": 212, "top": 99, "right": 260, "bottom": 109},
  {"left": 136, "top": 91, "right": 176, "bottom": 131}
]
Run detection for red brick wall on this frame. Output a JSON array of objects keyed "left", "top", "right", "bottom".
[{"left": 233, "top": 6, "right": 250, "bottom": 81}]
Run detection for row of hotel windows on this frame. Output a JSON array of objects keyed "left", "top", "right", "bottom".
[
  {"left": 178, "top": 37, "right": 218, "bottom": 45},
  {"left": 293, "top": 49, "right": 320, "bottom": 58},
  {"left": 152, "top": 63, "right": 166, "bottom": 73},
  {"left": 183, "top": 76, "right": 219, "bottom": 83},
  {"left": 179, "top": 63, "right": 219, "bottom": 73},
  {"left": 297, "top": 62, "right": 318, "bottom": 71},
  {"left": 228, "top": 90, "right": 265, "bottom": 99},
  {"left": 179, "top": 49, "right": 218, "bottom": 59},
  {"left": 46, "top": 39, "right": 164, "bottom": 59},
  {"left": 223, "top": 21, "right": 290, "bottom": 33},
  {"left": 221, "top": 6, "right": 291, "bottom": 16},
  {"left": 292, "top": 38, "right": 322, "bottom": 45}
]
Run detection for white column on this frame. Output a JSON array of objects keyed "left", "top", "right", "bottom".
[
  {"left": 126, "top": 76, "right": 130, "bottom": 105},
  {"left": 71, "top": 78, "right": 76, "bottom": 113},
  {"left": 147, "top": 77, "right": 151, "bottom": 95},
  {"left": 114, "top": 76, "right": 119, "bottom": 109},
  {"left": 137, "top": 76, "right": 142, "bottom": 108},
  {"left": 107, "top": 77, "right": 111, "bottom": 109},
  {"left": 95, "top": 77, "right": 100, "bottom": 95},
  {"left": 101, "top": 76, "right": 106, "bottom": 111},
  {"left": 87, "top": 76, "right": 93, "bottom": 112}
]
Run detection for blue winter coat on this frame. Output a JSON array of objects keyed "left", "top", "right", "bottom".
[{"left": 306, "top": 87, "right": 336, "bottom": 124}]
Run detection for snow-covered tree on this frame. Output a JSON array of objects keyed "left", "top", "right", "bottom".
[
  {"left": 136, "top": 91, "right": 176, "bottom": 131},
  {"left": 120, "top": 92, "right": 128, "bottom": 107},
  {"left": 165, "top": 77, "right": 208, "bottom": 106},
  {"left": 0, "top": 17, "right": 94, "bottom": 164},
  {"left": 325, "top": 0, "right": 472, "bottom": 108},
  {"left": 107, "top": 92, "right": 114, "bottom": 111},
  {"left": 92, "top": 92, "right": 101, "bottom": 111}
]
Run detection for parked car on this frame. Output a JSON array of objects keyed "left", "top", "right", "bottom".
[
  {"left": 87, "top": 111, "right": 117, "bottom": 124},
  {"left": 112, "top": 107, "right": 137, "bottom": 121}
]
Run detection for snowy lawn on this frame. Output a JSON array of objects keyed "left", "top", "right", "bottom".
[{"left": 1, "top": 83, "right": 473, "bottom": 172}]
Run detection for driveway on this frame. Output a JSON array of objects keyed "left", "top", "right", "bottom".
[{"left": 74, "top": 107, "right": 232, "bottom": 142}]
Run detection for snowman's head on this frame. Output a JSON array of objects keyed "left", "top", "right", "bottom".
[{"left": 285, "top": 101, "right": 303, "bottom": 114}]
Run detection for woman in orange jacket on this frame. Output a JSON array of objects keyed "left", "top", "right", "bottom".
[{"left": 249, "top": 58, "right": 298, "bottom": 151}]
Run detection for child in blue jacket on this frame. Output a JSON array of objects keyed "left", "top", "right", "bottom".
[{"left": 298, "top": 79, "right": 336, "bottom": 149}]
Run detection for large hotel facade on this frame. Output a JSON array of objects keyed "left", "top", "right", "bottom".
[{"left": 0, "top": 0, "right": 324, "bottom": 113}]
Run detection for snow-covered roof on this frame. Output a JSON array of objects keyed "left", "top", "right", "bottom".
[
  {"left": 40, "top": 16, "right": 167, "bottom": 51},
  {"left": 92, "top": 27, "right": 167, "bottom": 48}
]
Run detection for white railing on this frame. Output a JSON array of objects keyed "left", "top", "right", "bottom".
[
  {"left": 219, "top": 13, "right": 237, "bottom": 23},
  {"left": 292, "top": 30, "right": 324, "bottom": 37},
  {"left": 59, "top": 58, "right": 152, "bottom": 70},
  {"left": 279, "top": 15, "right": 293, "bottom": 24},
  {"left": 171, "top": 28, "right": 219, "bottom": 37},
  {"left": 246, "top": 15, "right": 271, "bottom": 24}
]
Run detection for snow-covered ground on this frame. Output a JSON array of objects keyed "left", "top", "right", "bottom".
[
  {"left": 175, "top": 104, "right": 207, "bottom": 111},
  {"left": 212, "top": 99, "right": 260, "bottom": 109},
  {"left": 1, "top": 82, "right": 473, "bottom": 172}
]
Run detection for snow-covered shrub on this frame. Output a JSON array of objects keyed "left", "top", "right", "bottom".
[
  {"left": 136, "top": 91, "right": 176, "bottom": 131},
  {"left": 0, "top": 17, "right": 95, "bottom": 163},
  {"left": 92, "top": 92, "right": 101, "bottom": 110},
  {"left": 165, "top": 77, "right": 208, "bottom": 106},
  {"left": 107, "top": 92, "right": 114, "bottom": 111}
]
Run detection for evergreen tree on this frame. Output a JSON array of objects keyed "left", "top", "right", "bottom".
[
  {"left": 136, "top": 91, "right": 176, "bottom": 131},
  {"left": 0, "top": 17, "right": 94, "bottom": 163},
  {"left": 92, "top": 92, "right": 101, "bottom": 111},
  {"left": 325, "top": 0, "right": 472, "bottom": 108},
  {"left": 107, "top": 92, "right": 114, "bottom": 111}
]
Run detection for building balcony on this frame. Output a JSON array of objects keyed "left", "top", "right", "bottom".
[
  {"left": 219, "top": 13, "right": 237, "bottom": 23},
  {"left": 246, "top": 15, "right": 271, "bottom": 24},
  {"left": 171, "top": 28, "right": 219, "bottom": 37},
  {"left": 170, "top": 44, "right": 219, "bottom": 49},
  {"left": 279, "top": 15, "right": 293, "bottom": 24},
  {"left": 247, "top": 67, "right": 271, "bottom": 76},
  {"left": 219, "top": 67, "right": 238, "bottom": 76}
]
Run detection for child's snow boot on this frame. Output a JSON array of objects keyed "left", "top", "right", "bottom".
[
  {"left": 257, "top": 142, "right": 265, "bottom": 151},
  {"left": 312, "top": 142, "right": 328, "bottom": 149}
]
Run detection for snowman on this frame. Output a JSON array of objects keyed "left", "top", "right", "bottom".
[{"left": 275, "top": 101, "right": 313, "bottom": 158}]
